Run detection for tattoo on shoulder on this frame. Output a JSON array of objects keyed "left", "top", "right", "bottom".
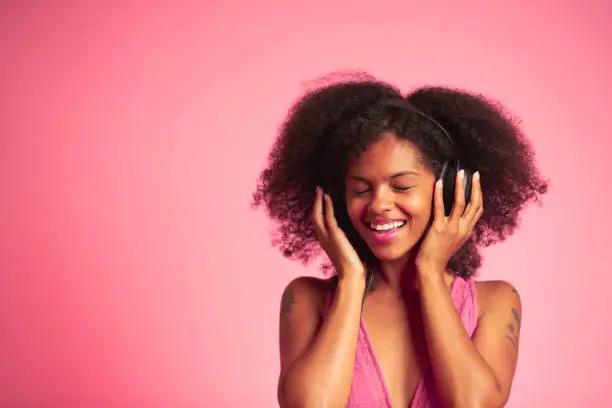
[
  {"left": 505, "top": 306, "right": 521, "bottom": 350},
  {"left": 512, "top": 307, "right": 521, "bottom": 328},
  {"left": 280, "top": 286, "right": 296, "bottom": 340}
]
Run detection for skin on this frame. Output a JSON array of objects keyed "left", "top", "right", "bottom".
[{"left": 277, "top": 133, "right": 521, "bottom": 408}]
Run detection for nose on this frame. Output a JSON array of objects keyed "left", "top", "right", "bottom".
[{"left": 370, "top": 187, "right": 394, "bottom": 213}]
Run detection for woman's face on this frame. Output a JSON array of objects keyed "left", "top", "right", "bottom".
[{"left": 344, "top": 133, "right": 436, "bottom": 262}]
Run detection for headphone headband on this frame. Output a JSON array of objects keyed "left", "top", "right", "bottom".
[{"left": 379, "top": 98, "right": 457, "bottom": 152}]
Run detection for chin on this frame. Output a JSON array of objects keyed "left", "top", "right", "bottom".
[
  {"left": 369, "top": 246, "right": 411, "bottom": 262},
  {"left": 355, "top": 224, "right": 421, "bottom": 263}
]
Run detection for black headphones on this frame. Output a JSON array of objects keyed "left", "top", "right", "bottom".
[{"left": 380, "top": 99, "right": 472, "bottom": 216}]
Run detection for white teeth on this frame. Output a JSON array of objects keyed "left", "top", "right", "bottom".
[{"left": 370, "top": 221, "right": 405, "bottom": 231}]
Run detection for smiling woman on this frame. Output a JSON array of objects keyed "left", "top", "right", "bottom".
[
  {"left": 345, "top": 135, "right": 438, "bottom": 263},
  {"left": 252, "top": 71, "right": 548, "bottom": 408}
]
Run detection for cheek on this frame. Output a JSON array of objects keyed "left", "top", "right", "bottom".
[
  {"left": 346, "top": 198, "right": 367, "bottom": 226},
  {"left": 401, "top": 191, "right": 433, "bottom": 217}
]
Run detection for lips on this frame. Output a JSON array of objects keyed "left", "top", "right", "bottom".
[
  {"left": 366, "top": 220, "right": 406, "bottom": 233},
  {"left": 362, "top": 218, "right": 407, "bottom": 244}
]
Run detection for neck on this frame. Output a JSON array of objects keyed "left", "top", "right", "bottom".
[{"left": 376, "top": 252, "right": 417, "bottom": 294}]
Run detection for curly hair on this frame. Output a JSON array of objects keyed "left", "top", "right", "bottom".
[{"left": 252, "top": 71, "right": 548, "bottom": 279}]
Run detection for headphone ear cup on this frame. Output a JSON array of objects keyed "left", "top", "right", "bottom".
[
  {"left": 440, "top": 161, "right": 456, "bottom": 217},
  {"left": 462, "top": 163, "right": 473, "bottom": 208},
  {"left": 440, "top": 160, "right": 473, "bottom": 216}
]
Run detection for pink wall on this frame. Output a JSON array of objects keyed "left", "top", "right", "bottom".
[{"left": 1, "top": 1, "right": 610, "bottom": 407}]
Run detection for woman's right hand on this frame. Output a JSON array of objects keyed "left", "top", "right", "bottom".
[{"left": 312, "top": 186, "right": 367, "bottom": 285}]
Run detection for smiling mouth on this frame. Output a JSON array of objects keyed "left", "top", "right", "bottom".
[{"left": 365, "top": 220, "right": 407, "bottom": 234}]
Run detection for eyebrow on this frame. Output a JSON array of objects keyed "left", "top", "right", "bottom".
[{"left": 349, "top": 171, "right": 419, "bottom": 182}]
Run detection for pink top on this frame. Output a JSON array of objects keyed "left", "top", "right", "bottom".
[{"left": 324, "top": 277, "right": 478, "bottom": 408}]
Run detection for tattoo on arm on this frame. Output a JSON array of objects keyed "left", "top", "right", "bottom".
[
  {"left": 280, "top": 286, "right": 296, "bottom": 340},
  {"left": 505, "top": 307, "right": 521, "bottom": 349},
  {"left": 512, "top": 307, "right": 521, "bottom": 328}
]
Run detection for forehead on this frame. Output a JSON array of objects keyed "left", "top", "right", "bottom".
[{"left": 346, "top": 133, "right": 425, "bottom": 176}]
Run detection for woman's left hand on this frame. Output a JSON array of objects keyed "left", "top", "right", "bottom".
[{"left": 415, "top": 170, "right": 483, "bottom": 276}]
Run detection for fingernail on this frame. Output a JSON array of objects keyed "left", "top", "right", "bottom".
[
  {"left": 436, "top": 179, "right": 443, "bottom": 188},
  {"left": 474, "top": 171, "right": 480, "bottom": 181},
  {"left": 458, "top": 169, "right": 465, "bottom": 180}
]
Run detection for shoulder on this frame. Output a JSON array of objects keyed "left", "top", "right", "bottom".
[
  {"left": 281, "top": 275, "right": 336, "bottom": 316},
  {"left": 474, "top": 279, "right": 522, "bottom": 319}
]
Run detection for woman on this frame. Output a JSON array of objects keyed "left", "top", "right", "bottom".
[{"left": 252, "top": 72, "right": 548, "bottom": 408}]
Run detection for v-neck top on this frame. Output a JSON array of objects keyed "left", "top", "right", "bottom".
[{"left": 323, "top": 277, "right": 479, "bottom": 407}]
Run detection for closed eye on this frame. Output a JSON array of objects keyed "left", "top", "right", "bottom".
[
  {"left": 354, "top": 188, "right": 371, "bottom": 196},
  {"left": 353, "top": 186, "right": 411, "bottom": 195}
]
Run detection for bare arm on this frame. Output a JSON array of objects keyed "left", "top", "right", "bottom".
[
  {"left": 415, "top": 172, "right": 520, "bottom": 407},
  {"left": 277, "top": 187, "right": 367, "bottom": 407},
  {"left": 419, "top": 275, "right": 521, "bottom": 408},
  {"left": 277, "top": 276, "right": 365, "bottom": 408}
]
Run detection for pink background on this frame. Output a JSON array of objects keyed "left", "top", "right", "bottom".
[{"left": 1, "top": 1, "right": 610, "bottom": 407}]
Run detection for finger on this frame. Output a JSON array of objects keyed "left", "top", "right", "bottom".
[
  {"left": 449, "top": 169, "right": 467, "bottom": 221},
  {"left": 433, "top": 179, "right": 445, "bottom": 221},
  {"left": 324, "top": 193, "right": 339, "bottom": 231},
  {"left": 463, "top": 171, "right": 483, "bottom": 221},
  {"left": 312, "top": 187, "right": 327, "bottom": 238},
  {"left": 468, "top": 172, "right": 484, "bottom": 229}
]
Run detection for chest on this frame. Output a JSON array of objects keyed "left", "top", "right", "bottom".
[{"left": 361, "top": 296, "right": 429, "bottom": 408}]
